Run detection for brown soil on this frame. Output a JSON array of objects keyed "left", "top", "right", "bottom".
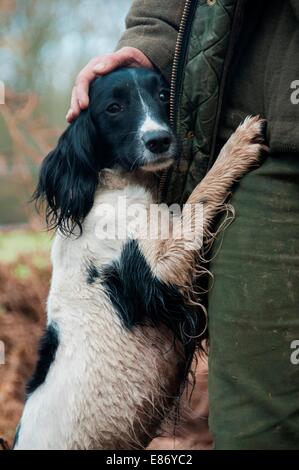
[{"left": 0, "top": 255, "right": 50, "bottom": 447}]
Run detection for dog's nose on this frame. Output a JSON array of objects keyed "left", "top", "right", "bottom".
[{"left": 142, "top": 131, "right": 172, "bottom": 154}]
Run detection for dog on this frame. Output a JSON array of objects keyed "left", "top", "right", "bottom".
[{"left": 13, "top": 67, "right": 266, "bottom": 450}]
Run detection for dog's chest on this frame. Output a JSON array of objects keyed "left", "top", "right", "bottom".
[{"left": 50, "top": 184, "right": 154, "bottom": 297}]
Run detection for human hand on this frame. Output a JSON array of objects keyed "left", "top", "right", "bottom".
[{"left": 66, "top": 47, "right": 153, "bottom": 122}]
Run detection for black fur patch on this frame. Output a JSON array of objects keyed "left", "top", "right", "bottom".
[
  {"left": 86, "top": 262, "right": 100, "bottom": 285},
  {"left": 102, "top": 239, "right": 204, "bottom": 371},
  {"left": 27, "top": 323, "right": 59, "bottom": 395}
]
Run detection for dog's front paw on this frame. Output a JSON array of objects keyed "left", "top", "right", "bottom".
[
  {"left": 224, "top": 115, "right": 269, "bottom": 169},
  {"left": 237, "top": 115, "right": 268, "bottom": 147}
]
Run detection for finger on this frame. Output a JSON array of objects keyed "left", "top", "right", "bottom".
[
  {"left": 93, "top": 51, "right": 131, "bottom": 75},
  {"left": 76, "top": 77, "right": 90, "bottom": 109},
  {"left": 66, "top": 98, "right": 85, "bottom": 122},
  {"left": 67, "top": 57, "right": 103, "bottom": 122},
  {"left": 71, "top": 86, "right": 81, "bottom": 116},
  {"left": 75, "top": 65, "right": 99, "bottom": 108},
  {"left": 117, "top": 47, "right": 153, "bottom": 68},
  {"left": 66, "top": 87, "right": 80, "bottom": 122},
  {"left": 66, "top": 109, "right": 73, "bottom": 123},
  {"left": 93, "top": 48, "right": 154, "bottom": 76}
]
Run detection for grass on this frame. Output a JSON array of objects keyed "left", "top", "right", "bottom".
[{"left": 0, "top": 230, "right": 52, "bottom": 263}]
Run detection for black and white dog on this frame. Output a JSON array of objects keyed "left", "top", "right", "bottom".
[{"left": 14, "top": 68, "right": 265, "bottom": 450}]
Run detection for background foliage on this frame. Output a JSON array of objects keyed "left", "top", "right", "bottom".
[{"left": 0, "top": 0, "right": 131, "bottom": 226}]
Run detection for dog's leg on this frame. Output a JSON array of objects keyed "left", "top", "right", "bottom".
[
  {"left": 149, "top": 116, "right": 267, "bottom": 286},
  {"left": 186, "top": 116, "right": 266, "bottom": 231},
  {"left": 133, "top": 116, "right": 267, "bottom": 445}
]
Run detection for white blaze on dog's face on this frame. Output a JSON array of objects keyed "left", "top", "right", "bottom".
[
  {"left": 134, "top": 76, "right": 177, "bottom": 171},
  {"left": 87, "top": 67, "right": 179, "bottom": 172}
]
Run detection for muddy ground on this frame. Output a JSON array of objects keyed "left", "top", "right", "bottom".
[{"left": 0, "top": 256, "right": 50, "bottom": 446}]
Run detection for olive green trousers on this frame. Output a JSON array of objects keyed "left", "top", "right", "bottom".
[{"left": 208, "top": 152, "right": 299, "bottom": 449}]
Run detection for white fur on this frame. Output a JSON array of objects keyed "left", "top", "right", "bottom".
[
  {"left": 133, "top": 72, "right": 168, "bottom": 136},
  {"left": 15, "top": 183, "right": 183, "bottom": 450},
  {"left": 140, "top": 115, "right": 168, "bottom": 134}
]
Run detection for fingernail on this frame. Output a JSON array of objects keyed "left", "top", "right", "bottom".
[
  {"left": 94, "top": 62, "right": 106, "bottom": 72},
  {"left": 66, "top": 110, "right": 73, "bottom": 120}
]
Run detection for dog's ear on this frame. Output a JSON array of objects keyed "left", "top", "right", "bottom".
[{"left": 33, "top": 110, "right": 99, "bottom": 235}]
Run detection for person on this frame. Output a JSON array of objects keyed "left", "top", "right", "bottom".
[{"left": 67, "top": 0, "right": 299, "bottom": 450}]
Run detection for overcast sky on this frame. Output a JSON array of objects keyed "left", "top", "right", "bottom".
[{"left": 0, "top": 0, "right": 132, "bottom": 93}]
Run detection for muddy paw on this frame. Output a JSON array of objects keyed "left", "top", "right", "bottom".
[
  {"left": 225, "top": 115, "right": 269, "bottom": 168},
  {"left": 238, "top": 115, "right": 267, "bottom": 144}
]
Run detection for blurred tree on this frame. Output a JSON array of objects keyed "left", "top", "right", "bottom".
[{"left": 0, "top": 0, "right": 131, "bottom": 226}]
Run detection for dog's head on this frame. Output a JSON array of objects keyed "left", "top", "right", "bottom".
[{"left": 34, "top": 68, "right": 179, "bottom": 233}]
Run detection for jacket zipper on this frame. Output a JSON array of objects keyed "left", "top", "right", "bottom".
[
  {"left": 158, "top": 0, "right": 197, "bottom": 202},
  {"left": 209, "top": 0, "right": 245, "bottom": 166}
]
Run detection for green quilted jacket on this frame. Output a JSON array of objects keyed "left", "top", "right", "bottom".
[
  {"left": 118, "top": 0, "right": 299, "bottom": 203},
  {"left": 117, "top": 0, "right": 242, "bottom": 203}
]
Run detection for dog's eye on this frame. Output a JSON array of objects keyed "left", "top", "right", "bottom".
[
  {"left": 106, "top": 103, "right": 122, "bottom": 114},
  {"left": 159, "top": 90, "right": 170, "bottom": 103}
]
